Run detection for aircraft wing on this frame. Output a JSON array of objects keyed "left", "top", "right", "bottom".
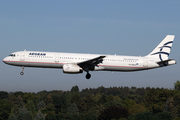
[{"left": 77, "top": 56, "right": 106, "bottom": 70}]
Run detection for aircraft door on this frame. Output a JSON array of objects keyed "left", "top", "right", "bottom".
[
  {"left": 55, "top": 54, "right": 59, "bottom": 62},
  {"left": 20, "top": 52, "right": 25, "bottom": 61},
  {"left": 143, "top": 58, "right": 148, "bottom": 67}
]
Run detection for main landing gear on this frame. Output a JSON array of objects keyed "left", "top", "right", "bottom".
[
  {"left": 20, "top": 66, "right": 24, "bottom": 75},
  {"left": 84, "top": 67, "right": 91, "bottom": 79},
  {"left": 86, "top": 72, "right": 91, "bottom": 79}
]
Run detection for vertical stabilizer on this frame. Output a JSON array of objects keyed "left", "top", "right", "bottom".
[{"left": 146, "top": 35, "right": 175, "bottom": 61}]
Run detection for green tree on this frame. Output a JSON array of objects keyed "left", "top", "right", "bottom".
[
  {"left": 98, "top": 106, "right": 129, "bottom": 120},
  {"left": 71, "top": 93, "right": 81, "bottom": 104},
  {"left": 17, "top": 108, "right": 33, "bottom": 120},
  {"left": 153, "top": 112, "right": 172, "bottom": 120},
  {"left": 8, "top": 114, "right": 17, "bottom": 120},
  {"left": 14, "top": 95, "right": 24, "bottom": 108},
  {"left": 68, "top": 103, "right": 79, "bottom": 115},
  {"left": 64, "top": 92, "right": 72, "bottom": 108},
  {"left": 107, "top": 94, "right": 114, "bottom": 102},
  {"left": 98, "top": 94, "right": 107, "bottom": 105},
  {"left": 129, "top": 104, "right": 147, "bottom": 115},
  {"left": 88, "top": 107, "right": 98, "bottom": 116},
  {"left": 122, "top": 98, "right": 136, "bottom": 109},
  {"left": 104, "top": 100, "right": 124, "bottom": 108},
  {"left": 12, "top": 95, "right": 24, "bottom": 116},
  {"left": 45, "top": 114, "right": 61, "bottom": 120},
  {"left": 128, "top": 111, "right": 153, "bottom": 120},
  {"left": 113, "top": 95, "right": 122, "bottom": 102},
  {"left": 163, "top": 97, "right": 179, "bottom": 118},
  {"left": 14, "top": 91, "right": 24, "bottom": 97},
  {"left": 0, "top": 99, "right": 11, "bottom": 120},
  {"left": 34, "top": 111, "right": 45, "bottom": 120},
  {"left": 51, "top": 95, "right": 61, "bottom": 113},
  {"left": 12, "top": 105, "right": 21, "bottom": 116},
  {"left": 136, "top": 87, "right": 146, "bottom": 96},
  {"left": 93, "top": 92, "right": 102, "bottom": 103},
  {"left": 36, "top": 91, "right": 48, "bottom": 102},
  {"left": 22, "top": 93, "right": 38, "bottom": 104},
  {"left": 79, "top": 94, "right": 96, "bottom": 113},
  {"left": 174, "top": 117, "right": 180, "bottom": 120},
  {"left": 45, "top": 94, "right": 53, "bottom": 105},
  {"left": 0, "top": 91, "right": 8, "bottom": 99},
  {"left": 37, "top": 101, "right": 46, "bottom": 111},
  {"left": 97, "top": 86, "right": 106, "bottom": 93},
  {"left": 61, "top": 93, "right": 71, "bottom": 113},
  {"left": 174, "top": 80, "right": 180, "bottom": 90},
  {"left": 143, "top": 88, "right": 164, "bottom": 113},
  {"left": 25, "top": 101, "right": 36, "bottom": 117},
  {"left": 52, "top": 93, "right": 70, "bottom": 114},
  {"left": 171, "top": 94, "right": 180, "bottom": 118},
  {"left": 41, "top": 103, "right": 55, "bottom": 116},
  {"left": 71, "top": 85, "right": 79, "bottom": 93}
]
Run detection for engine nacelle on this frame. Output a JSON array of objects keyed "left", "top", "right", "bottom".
[{"left": 63, "top": 64, "right": 83, "bottom": 74}]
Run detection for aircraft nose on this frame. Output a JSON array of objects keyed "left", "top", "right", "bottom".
[{"left": 3, "top": 57, "right": 8, "bottom": 63}]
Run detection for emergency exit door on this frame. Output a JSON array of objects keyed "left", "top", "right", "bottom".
[{"left": 55, "top": 54, "right": 59, "bottom": 62}]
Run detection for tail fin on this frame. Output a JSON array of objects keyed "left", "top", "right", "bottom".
[{"left": 146, "top": 35, "right": 175, "bottom": 61}]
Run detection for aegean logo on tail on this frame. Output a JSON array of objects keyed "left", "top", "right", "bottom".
[{"left": 150, "top": 41, "right": 173, "bottom": 61}]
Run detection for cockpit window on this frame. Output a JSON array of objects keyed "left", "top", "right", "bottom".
[{"left": 9, "top": 54, "right": 15, "bottom": 57}]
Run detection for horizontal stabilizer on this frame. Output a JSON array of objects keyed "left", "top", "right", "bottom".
[
  {"left": 157, "top": 59, "right": 176, "bottom": 66},
  {"left": 157, "top": 59, "right": 174, "bottom": 64}
]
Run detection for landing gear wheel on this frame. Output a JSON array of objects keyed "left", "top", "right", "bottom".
[
  {"left": 20, "top": 72, "right": 24, "bottom": 75},
  {"left": 86, "top": 73, "right": 91, "bottom": 79},
  {"left": 20, "top": 66, "right": 24, "bottom": 75}
]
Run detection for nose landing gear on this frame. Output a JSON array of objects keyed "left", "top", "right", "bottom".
[
  {"left": 20, "top": 66, "right": 24, "bottom": 75},
  {"left": 86, "top": 72, "right": 91, "bottom": 79}
]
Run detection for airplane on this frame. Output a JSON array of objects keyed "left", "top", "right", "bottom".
[{"left": 3, "top": 35, "right": 176, "bottom": 79}]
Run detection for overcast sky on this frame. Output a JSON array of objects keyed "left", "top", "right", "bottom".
[{"left": 0, "top": 1, "right": 180, "bottom": 92}]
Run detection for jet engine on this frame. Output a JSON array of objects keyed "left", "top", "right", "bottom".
[{"left": 63, "top": 64, "right": 83, "bottom": 74}]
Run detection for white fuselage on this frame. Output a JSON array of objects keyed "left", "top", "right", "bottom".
[{"left": 3, "top": 51, "right": 162, "bottom": 72}]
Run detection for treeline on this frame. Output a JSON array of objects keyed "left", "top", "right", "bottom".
[{"left": 0, "top": 80, "right": 180, "bottom": 120}]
